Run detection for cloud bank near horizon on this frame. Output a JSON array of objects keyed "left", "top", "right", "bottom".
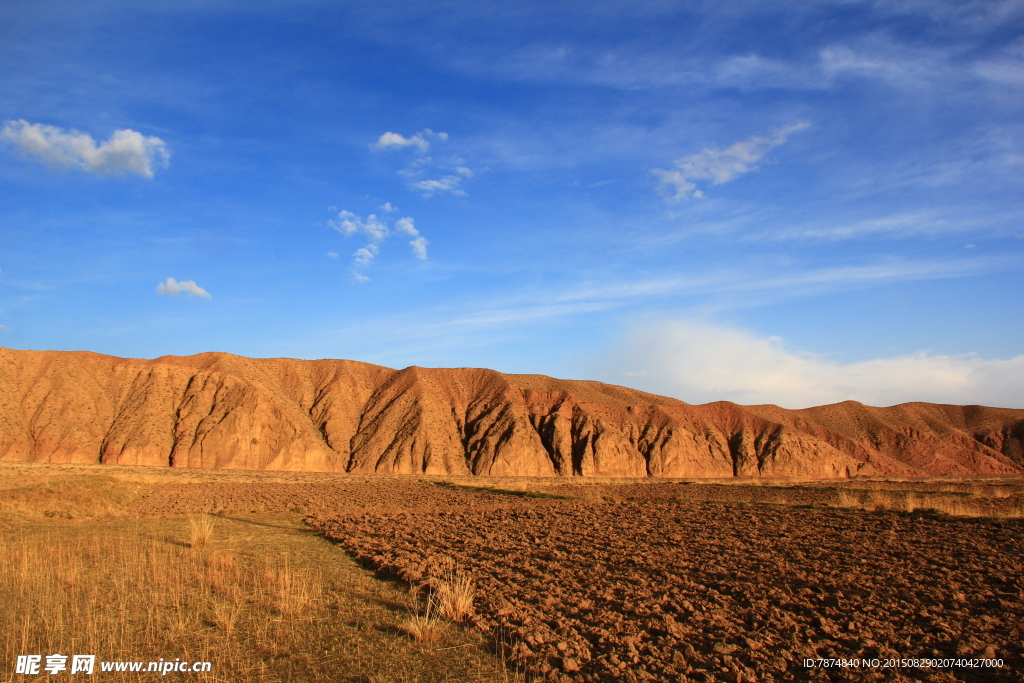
[{"left": 604, "top": 319, "right": 1024, "bottom": 409}]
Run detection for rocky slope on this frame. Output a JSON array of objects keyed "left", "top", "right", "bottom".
[{"left": 0, "top": 348, "right": 1021, "bottom": 478}]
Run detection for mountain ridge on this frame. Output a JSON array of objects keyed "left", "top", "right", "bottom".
[{"left": 1, "top": 347, "right": 1021, "bottom": 478}]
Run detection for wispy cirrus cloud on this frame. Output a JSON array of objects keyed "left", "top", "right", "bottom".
[
  {"left": 1, "top": 119, "right": 170, "bottom": 178},
  {"left": 749, "top": 210, "right": 999, "bottom": 243},
  {"left": 327, "top": 208, "right": 429, "bottom": 281},
  {"left": 156, "top": 277, "right": 211, "bottom": 299},
  {"left": 652, "top": 122, "right": 809, "bottom": 201},
  {"left": 972, "top": 38, "right": 1024, "bottom": 86},
  {"left": 553, "top": 254, "right": 1017, "bottom": 308}
]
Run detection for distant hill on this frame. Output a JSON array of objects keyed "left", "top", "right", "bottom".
[{"left": 1, "top": 348, "right": 1021, "bottom": 478}]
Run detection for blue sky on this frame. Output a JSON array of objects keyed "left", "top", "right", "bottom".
[{"left": 1, "top": 0, "right": 1022, "bottom": 408}]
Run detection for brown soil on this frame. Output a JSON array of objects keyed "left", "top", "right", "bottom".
[{"left": 129, "top": 476, "right": 1024, "bottom": 682}]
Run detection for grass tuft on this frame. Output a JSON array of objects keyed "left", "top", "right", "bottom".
[
  {"left": 188, "top": 513, "right": 215, "bottom": 548},
  {"left": 401, "top": 596, "right": 448, "bottom": 644},
  {"left": 434, "top": 567, "right": 476, "bottom": 623}
]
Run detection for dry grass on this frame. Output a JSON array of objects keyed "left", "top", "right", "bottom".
[
  {"left": 971, "top": 483, "right": 1014, "bottom": 498},
  {"left": 434, "top": 566, "right": 476, "bottom": 623},
  {"left": 0, "top": 475, "right": 149, "bottom": 526},
  {"left": 836, "top": 489, "right": 862, "bottom": 508},
  {"left": 397, "top": 556, "right": 475, "bottom": 645},
  {"left": 265, "top": 555, "right": 322, "bottom": 616},
  {"left": 867, "top": 490, "right": 921, "bottom": 512},
  {"left": 832, "top": 481, "right": 1024, "bottom": 518},
  {"left": 0, "top": 522, "right": 326, "bottom": 680},
  {"left": 401, "top": 596, "right": 449, "bottom": 644},
  {"left": 0, "top": 474, "right": 519, "bottom": 683},
  {"left": 188, "top": 513, "right": 215, "bottom": 548}
]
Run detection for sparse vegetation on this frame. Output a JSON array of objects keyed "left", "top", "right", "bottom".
[
  {"left": 831, "top": 479, "right": 1024, "bottom": 518},
  {"left": 0, "top": 473, "right": 519, "bottom": 683},
  {"left": 0, "top": 475, "right": 150, "bottom": 526}
]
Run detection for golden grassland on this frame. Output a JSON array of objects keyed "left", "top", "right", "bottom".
[
  {"left": 0, "top": 472, "right": 518, "bottom": 683},
  {"left": 742, "top": 478, "right": 1024, "bottom": 517},
  {"left": 459, "top": 472, "right": 1024, "bottom": 518},
  {"left": 829, "top": 479, "right": 1024, "bottom": 517}
]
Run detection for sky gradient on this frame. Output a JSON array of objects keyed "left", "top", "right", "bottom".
[{"left": 1, "top": 0, "right": 1022, "bottom": 408}]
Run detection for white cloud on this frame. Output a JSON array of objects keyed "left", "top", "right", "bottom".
[
  {"left": 604, "top": 319, "right": 1024, "bottom": 409},
  {"left": 371, "top": 128, "right": 447, "bottom": 153},
  {"left": 327, "top": 251, "right": 339, "bottom": 259},
  {"left": 409, "top": 236, "right": 429, "bottom": 260},
  {"left": 328, "top": 211, "right": 389, "bottom": 241},
  {"left": 328, "top": 208, "right": 429, "bottom": 274},
  {"left": 394, "top": 217, "right": 428, "bottom": 259},
  {"left": 379, "top": 202, "right": 398, "bottom": 212},
  {"left": 156, "top": 277, "right": 211, "bottom": 300},
  {"left": 373, "top": 131, "right": 429, "bottom": 152},
  {"left": 395, "top": 217, "right": 418, "bottom": 236},
  {"left": 327, "top": 210, "right": 360, "bottom": 236},
  {"left": 377, "top": 132, "right": 478, "bottom": 196},
  {"left": 363, "top": 215, "right": 388, "bottom": 241},
  {"left": 653, "top": 122, "right": 809, "bottom": 201},
  {"left": 0, "top": 325, "right": 7, "bottom": 332},
  {"left": 353, "top": 245, "right": 378, "bottom": 267},
  {"left": 1, "top": 119, "right": 169, "bottom": 178},
  {"left": 410, "top": 175, "right": 467, "bottom": 197}
]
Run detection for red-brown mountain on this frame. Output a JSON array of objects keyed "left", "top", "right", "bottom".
[{"left": 1, "top": 348, "right": 1021, "bottom": 478}]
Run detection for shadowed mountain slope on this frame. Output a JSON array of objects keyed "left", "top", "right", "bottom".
[{"left": 1, "top": 348, "right": 1021, "bottom": 478}]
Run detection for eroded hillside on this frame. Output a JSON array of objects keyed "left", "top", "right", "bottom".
[{"left": 1, "top": 348, "right": 1021, "bottom": 477}]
